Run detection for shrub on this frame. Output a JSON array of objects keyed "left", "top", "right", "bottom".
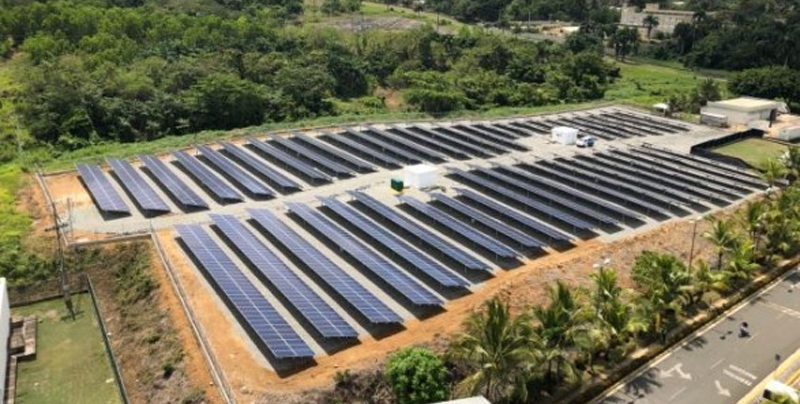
[{"left": 385, "top": 347, "right": 449, "bottom": 404}]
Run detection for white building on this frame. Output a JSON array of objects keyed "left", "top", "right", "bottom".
[
  {"left": 620, "top": 3, "right": 696, "bottom": 37},
  {"left": 701, "top": 97, "right": 784, "bottom": 126}
]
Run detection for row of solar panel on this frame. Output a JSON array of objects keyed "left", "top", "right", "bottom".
[{"left": 507, "top": 111, "right": 691, "bottom": 140}]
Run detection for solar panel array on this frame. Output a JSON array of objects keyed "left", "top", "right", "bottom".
[
  {"left": 173, "top": 150, "right": 243, "bottom": 202},
  {"left": 175, "top": 224, "right": 314, "bottom": 359},
  {"left": 269, "top": 135, "right": 355, "bottom": 177},
  {"left": 139, "top": 154, "right": 208, "bottom": 209},
  {"left": 218, "top": 141, "right": 302, "bottom": 191},
  {"left": 76, "top": 164, "right": 130, "bottom": 214},
  {"left": 249, "top": 137, "right": 333, "bottom": 182},
  {"left": 196, "top": 145, "right": 274, "bottom": 198},
  {"left": 107, "top": 158, "right": 170, "bottom": 213}
]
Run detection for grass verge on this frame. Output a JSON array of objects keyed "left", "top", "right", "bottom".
[
  {"left": 13, "top": 296, "right": 121, "bottom": 404},
  {"left": 713, "top": 138, "right": 789, "bottom": 168}
]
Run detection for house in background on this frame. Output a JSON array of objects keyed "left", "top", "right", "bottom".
[{"left": 620, "top": 3, "right": 696, "bottom": 37}]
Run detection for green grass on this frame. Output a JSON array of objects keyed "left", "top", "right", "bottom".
[
  {"left": 13, "top": 297, "right": 121, "bottom": 404},
  {"left": 713, "top": 138, "right": 789, "bottom": 168},
  {"left": 304, "top": 1, "right": 465, "bottom": 30},
  {"left": 603, "top": 60, "right": 727, "bottom": 109},
  {"left": 0, "top": 163, "right": 30, "bottom": 245}
]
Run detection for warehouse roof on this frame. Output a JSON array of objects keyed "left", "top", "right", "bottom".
[{"left": 706, "top": 97, "right": 783, "bottom": 112}]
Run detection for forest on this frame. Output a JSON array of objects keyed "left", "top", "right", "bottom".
[{"left": 0, "top": 0, "right": 616, "bottom": 160}]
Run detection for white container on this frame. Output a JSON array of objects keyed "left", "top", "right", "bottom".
[
  {"left": 551, "top": 126, "right": 579, "bottom": 145},
  {"left": 404, "top": 164, "right": 439, "bottom": 189}
]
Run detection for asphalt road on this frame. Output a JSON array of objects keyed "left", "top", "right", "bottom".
[{"left": 594, "top": 268, "right": 800, "bottom": 404}]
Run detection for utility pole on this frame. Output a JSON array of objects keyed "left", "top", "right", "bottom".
[{"left": 50, "top": 200, "right": 75, "bottom": 320}]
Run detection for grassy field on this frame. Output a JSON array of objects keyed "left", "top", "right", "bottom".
[
  {"left": 304, "top": 0, "right": 466, "bottom": 29},
  {"left": 13, "top": 297, "right": 121, "bottom": 404},
  {"left": 603, "top": 60, "right": 727, "bottom": 109},
  {"left": 713, "top": 138, "right": 788, "bottom": 168}
]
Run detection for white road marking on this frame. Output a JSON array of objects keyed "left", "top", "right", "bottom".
[
  {"left": 715, "top": 380, "right": 731, "bottom": 397},
  {"left": 723, "top": 369, "right": 754, "bottom": 386},
  {"left": 709, "top": 358, "right": 725, "bottom": 370},
  {"left": 669, "top": 386, "right": 688, "bottom": 401},
  {"left": 728, "top": 364, "right": 757, "bottom": 380},
  {"left": 763, "top": 301, "right": 800, "bottom": 320}
]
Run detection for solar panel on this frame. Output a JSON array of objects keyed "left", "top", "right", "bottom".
[
  {"left": 519, "top": 162, "right": 670, "bottom": 216},
  {"left": 565, "top": 116, "right": 642, "bottom": 138},
  {"left": 454, "top": 124, "right": 528, "bottom": 150},
  {"left": 175, "top": 224, "right": 313, "bottom": 359},
  {"left": 342, "top": 128, "right": 426, "bottom": 164},
  {"left": 319, "top": 197, "right": 469, "bottom": 288},
  {"left": 602, "top": 112, "right": 681, "bottom": 133},
  {"left": 385, "top": 125, "right": 472, "bottom": 159},
  {"left": 494, "top": 163, "right": 642, "bottom": 220},
  {"left": 322, "top": 133, "right": 404, "bottom": 168},
  {"left": 428, "top": 192, "right": 546, "bottom": 249},
  {"left": 291, "top": 133, "right": 377, "bottom": 172},
  {"left": 472, "top": 165, "right": 620, "bottom": 225},
  {"left": 611, "top": 111, "right": 689, "bottom": 132},
  {"left": 578, "top": 154, "right": 733, "bottom": 202},
  {"left": 247, "top": 208, "right": 401, "bottom": 324},
  {"left": 287, "top": 202, "right": 443, "bottom": 306},
  {"left": 452, "top": 187, "right": 570, "bottom": 242},
  {"left": 364, "top": 126, "right": 450, "bottom": 162},
  {"left": 218, "top": 141, "right": 302, "bottom": 190},
  {"left": 473, "top": 123, "right": 524, "bottom": 139},
  {"left": 107, "top": 158, "right": 171, "bottom": 213},
  {"left": 172, "top": 151, "right": 243, "bottom": 202},
  {"left": 248, "top": 137, "right": 332, "bottom": 182},
  {"left": 138, "top": 154, "right": 208, "bottom": 209},
  {"left": 196, "top": 145, "right": 274, "bottom": 198},
  {"left": 492, "top": 123, "right": 534, "bottom": 138},
  {"left": 349, "top": 191, "right": 489, "bottom": 271},
  {"left": 76, "top": 164, "right": 131, "bottom": 214},
  {"left": 558, "top": 158, "right": 699, "bottom": 205},
  {"left": 434, "top": 126, "right": 514, "bottom": 153},
  {"left": 546, "top": 119, "right": 614, "bottom": 140},
  {"left": 402, "top": 125, "right": 494, "bottom": 157},
  {"left": 269, "top": 135, "right": 355, "bottom": 176},
  {"left": 448, "top": 168, "right": 595, "bottom": 231},
  {"left": 640, "top": 144, "right": 762, "bottom": 179},
  {"left": 396, "top": 195, "right": 521, "bottom": 258},
  {"left": 514, "top": 120, "right": 550, "bottom": 134},
  {"left": 584, "top": 115, "right": 659, "bottom": 136},
  {"left": 210, "top": 214, "right": 357, "bottom": 338},
  {"left": 635, "top": 146, "right": 766, "bottom": 186}
]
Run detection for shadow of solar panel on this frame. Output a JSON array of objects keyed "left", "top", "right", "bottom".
[
  {"left": 210, "top": 214, "right": 357, "bottom": 338},
  {"left": 286, "top": 202, "right": 443, "bottom": 306},
  {"left": 247, "top": 208, "right": 402, "bottom": 324},
  {"left": 319, "top": 197, "right": 469, "bottom": 288},
  {"left": 348, "top": 191, "right": 488, "bottom": 271},
  {"left": 175, "top": 224, "right": 314, "bottom": 359},
  {"left": 107, "top": 158, "right": 171, "bottom": 213},
  {"left": 196, "top": 145, "right": 274, "bottom": 197},
  {"left": 138, "top": 154, "right": 208, "bottom": 209},
  {"left": 396, "top": 195, "right": 520, "bottom": 259},
  {"left": 172, "top": 151, "right": 243, "bottom": 202},
  {"left": 76, "top": 164, "right": 130, "bottom": 214}
]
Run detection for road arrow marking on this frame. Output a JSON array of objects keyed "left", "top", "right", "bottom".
[
  {"left": 715, "top": 380, "right": 731, "bottom": 397},
  {"left": 660, "top": 363, "right": 693, "bottom": 380}
]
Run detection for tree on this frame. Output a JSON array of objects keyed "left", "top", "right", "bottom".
[
  {"left": 762, "top": 158, "right": 788, "bottom": 187},
  {"left": 702, "top": 217, "right": 739, "bottom": 270},
  {"left": 683, "top": 260, "right": 728, "bottom": 306},
  {"left": 533, "top": 281, "right": 581, "bottom": 384},
  {"left": 642, "top": 15, "right": 660, "bottom": 40},
  {"left": 632, "top": 251, "right": 692, "bottom": 334},
  {"left": 183, "top": 73, "right": 266, "bottom": 131},
  {"left": 584, "top": 268, "right": 646, "bottom": 356},
  {"left": 385, "top": 347, "right": 449, "bottom": 404},
  {"left": 448, "top": 297, "right": 540, "bottom": 402},
  {"left": 739, "top": 200, "right": 766, "bottom": 251},
  {"left": 724, "top": 239, "right": 759, "bottom": 283},
  {"left": 728, "top": 66, "right": 800, "bottom": 108},
  {"left": 609, "top": 27, "right": 639, "bottom": 61}
]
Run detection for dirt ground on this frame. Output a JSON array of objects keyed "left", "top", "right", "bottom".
[{"left": 155, "top": 201, "right": 740, "bottom": 403}]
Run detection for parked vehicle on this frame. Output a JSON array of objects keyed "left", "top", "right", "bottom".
[{"left": 576, "top": 136, "right": 597, "bottom": 148}]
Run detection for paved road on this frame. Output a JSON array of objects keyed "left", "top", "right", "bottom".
[{"left": 595, "top": 269, "right": 800, "bottom": 404}]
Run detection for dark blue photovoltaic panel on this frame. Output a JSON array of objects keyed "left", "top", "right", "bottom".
[
  {"left": 342, "top": 128, "right": 425, "bottom": 164},
  {"left": 453, "top": 125, "right": 527, "bottom": 150},
  {"left": 349, "top": 191, "right": 488, "bottom": 271},
  {"left": 385, "top": 126, "right": 472, "bottom": 159},
  {"left": 291, "top": 133, "right": 377, "bottom": 172},
  {"left": 218, "top": 141, "right": 302, "bottom": 190},
  {"left": 107, "top": 158, "right": 171, "bottom": 213},
  {"left": 138, "top": 154, "right": 208, "bottom": 209},
  {"left": 321, "top": 132, "right": 404, "bottom": 168},
  {"left": 477, "top": 123, "right": 525, "bottom": 139},
  {"left": 248, "top": 137, "right": 332, "bottom": 182},
  {"left": 609, "top": 111, "right": 689, "bottom": 132},
  {"left": 286, "top": 202, "right": 443, "bottom": 306},
  {"left": 448, "top": 168, "right": 594, "bottom": 231},
  {"left": 399, "top": 125, "right": 491, "bottom": 158},
  {"left": 269, "top": 135, "right": 355, "bottom": 176},
  {"left": 175, "top": 224, "right": 313, "bottom": 359},
  {"left": 521, "top": 163, "right": 669, "bottom": 215},
  {"left": 319, "top": 197, "right": 469, "bottom": 288},
  {"left": 494, "top": 163, "right": 642, "bottom": 220},
  {"left": 363, "top": 126, "right": 449, "bottom": 162},
  {"left": 196, "top": 145, "right": 273, "bottom": 198},
  {"left": 470, "top": 166, "right": 620, "bottom": 225},
  {"left": 76, "top": 164, "right": 130, "bottom": 214},
  {"left": 634, "top": 146, "right": 765, "bottom": 187},
  {"left": 247, "top": 208, "right": 401, "bottom": 324},
  {"left": 397, "top": 195, "right": 520, "bottom": 259},
  {"left": 453, "top": 187, "right": 570, "bottom": 242},
  {"left": 433, "top": 126, "right": 514, "bottom": 154},
  {"left": 210, "top": 214, "right": 357, "bottom": 338},
  {"left": 172, "top": 151, "right": 243, "bottom": 201},
  {"left": 428, "top": 192, "right": 545, "bottom": 249}
]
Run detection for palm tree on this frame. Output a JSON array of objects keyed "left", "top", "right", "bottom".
[
  {"left": 642, "top": 15, "right": 660, "bottom": 40},
  {"left": 533, "top": 281, "right": 581, "bottom": 384},
  {"left": 682, "top": 259, "right": 729, "bottom": 306},
  {"left": 448, "top": 297, "right": 541, "bottom": 402},
  {"left": 739, "top": 200, "right": 766, "bottom": 252},
  {"left": 703, "top": 217, "right": 738, "bottom": 270},
  {"left": 725, "top": 239, "right": 760, "bottom": 283},
  {"left": 762, "top": 158, "right": 788, "bottom": 187},
  {"left": 632, "top": 251, "right": 692, "bottom": 334}
]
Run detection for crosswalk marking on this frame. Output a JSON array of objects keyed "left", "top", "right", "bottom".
[{"left": 763, "top": 301, "right": 800, "bottom": 320}]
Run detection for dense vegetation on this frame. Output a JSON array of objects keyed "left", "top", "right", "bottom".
[{"left": 0, "top": 0, "right": 617, "bottom": 159}]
